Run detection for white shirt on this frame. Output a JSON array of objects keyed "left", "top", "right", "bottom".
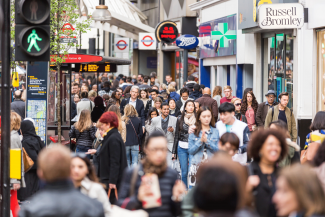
[{"left": 129, "top": 98, "right": 137, "bottom": 108}]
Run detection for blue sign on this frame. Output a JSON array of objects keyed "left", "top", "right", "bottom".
[
  {"left": 147, "top": 57, "right": 157, "bottom": 69},
  {"left": 176, "top": 35, "right": 199, "bottom": 50}
]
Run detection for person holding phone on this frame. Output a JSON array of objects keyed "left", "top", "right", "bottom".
[{"left": 117, "top": 130, "right": 186, "bottom": 217}]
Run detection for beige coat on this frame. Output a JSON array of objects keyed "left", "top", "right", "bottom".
[
  {"left": 81, "top": 177, "right": 111, "bottom": 217},
  {"left": 264, "top": 105, "right": 297, "bottom": 142}
]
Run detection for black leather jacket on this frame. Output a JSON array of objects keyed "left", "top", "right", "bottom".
[
  {"left": 172, "top": 116, "right": 190, "bottom": 156},
  {"left": 18, "top": 180, "right": 105, "bottom": 217}
]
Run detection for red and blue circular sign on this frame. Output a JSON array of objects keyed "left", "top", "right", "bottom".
[
  {"left": 116, "top": 40, "right": 128, "bottom": 50},
  {"left": 141, "top": 35, "right": 154, "bottom": 47}
]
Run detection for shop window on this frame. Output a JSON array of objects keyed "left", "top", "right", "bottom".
[
  {"left": 176, "top": 51, "right": 184, "bottom": 90},
  {"left": 317, "top": 30, "right": 325, "bottom": 111}
]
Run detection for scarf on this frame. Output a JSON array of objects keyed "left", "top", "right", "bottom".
[
  {"left": 170, "top": 108, "right": 176, "bottom": 114},
  {"left": 180, "top": 97, "right": 193, "bottom": 111},
  {"left": 142, "top": 158, "right": 167, "bottom": 177},
  {"left": 184, "top": 112, "right": 196, "bottom": 126}
]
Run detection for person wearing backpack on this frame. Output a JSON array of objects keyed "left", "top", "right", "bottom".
[{"left": 264, "top": 92, "right": 297, "bottom": 142}]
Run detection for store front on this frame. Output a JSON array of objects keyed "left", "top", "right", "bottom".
[{"left": 317, "top": 30, "right": 325, "bottom": 112}]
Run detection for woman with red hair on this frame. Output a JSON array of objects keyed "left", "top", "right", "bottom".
[{"left": 97, "top": 111, "right": 128, "bottom": 204}]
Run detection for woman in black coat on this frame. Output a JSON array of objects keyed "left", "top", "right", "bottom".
[
  {"left": 18, "top": 119, "right": 45, "bottom": 201},
  {"left": 97, "top": 111, "right": 128, "bottom": 204},
  {"left": 122, "top": 104, "right": 143, "bottom": 167},
  {"left": 91, "top": 96, "right": 105, "bottom": 123}
]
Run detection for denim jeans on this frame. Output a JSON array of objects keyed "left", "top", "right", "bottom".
[
  {"left": 126, "top": 145, "right": 139, "bottom": 167},
  {"left": 75, "top": 145, "right": 91, "bottom": 159},
  {"left": 177, "top": 144, "right": 191, "bottom": 188}
]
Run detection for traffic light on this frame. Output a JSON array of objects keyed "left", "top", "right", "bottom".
[{"left": 15, "top": 0, "right": 50, "bottom": 61}]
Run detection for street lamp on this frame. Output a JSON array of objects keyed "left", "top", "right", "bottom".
[{"left": 92, "top": 2, "right": 111, "bottom": 21}]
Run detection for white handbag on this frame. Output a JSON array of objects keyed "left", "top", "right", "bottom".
[{"left": 110, "top": 205, "right": 148, "bottom": 217}]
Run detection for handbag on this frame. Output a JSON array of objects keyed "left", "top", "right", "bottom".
[
  {"left": 300, "top": 142, "right": 321, "bottom": 164},
  {"left": 22, "top": 147, "right": 34, "bottom": 172},
  {"left": 130, "top": 119, "right": 141, "bottom": 145}
]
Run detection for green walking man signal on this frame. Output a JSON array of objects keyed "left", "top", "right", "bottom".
[{"left": 27, "top": 29, "right": 42, "bottom": 52}]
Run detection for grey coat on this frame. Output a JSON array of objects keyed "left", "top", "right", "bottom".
[{"left": 150, "top": 115, "right": 177, "bottom": 152}]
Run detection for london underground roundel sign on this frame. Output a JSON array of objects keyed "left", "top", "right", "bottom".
[
  {"left": 176, "top": 35, "right": 199, "bottom": 50},
  {"left": 116, "top": 40, "right": 128, "bottom": 50},
  {"left": 139, "top": 33, "right": 156, "bottom": 50}
]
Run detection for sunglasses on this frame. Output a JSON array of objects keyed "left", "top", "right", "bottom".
[{"left": 235, "top": 103, "right": 242, "bottom": 106}]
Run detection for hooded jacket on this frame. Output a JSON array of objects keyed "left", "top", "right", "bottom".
[
  {"left": 189, "top": 91, "right": 202, "bottom": 100},
  {"left": 185, "top": 81, "right": 197, "bottom": 95},
  {"left": 169, "top": 91, "right": 180, "bottom": 102}
]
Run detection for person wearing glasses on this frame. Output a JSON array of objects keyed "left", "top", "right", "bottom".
[
  {"left": 231, "top": 98, "right": 247, "bottom": 123},
  {"left": 256, "top": 90, "right": 278, "bottom": 127},
  {"left": 220, "top": 85, "right": 236, "bottom": 104}
]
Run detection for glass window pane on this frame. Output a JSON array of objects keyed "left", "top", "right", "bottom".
[
  {"left": 285, "top": 35, "right": 294, "bottom": 109},
  {"left": 317, "top": 31, "right": 325, "bottom": 111}
]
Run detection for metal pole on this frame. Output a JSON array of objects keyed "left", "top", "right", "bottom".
[
  {"left": 1, "top": 0, "right": 11, "bottom": 213},
  {"left": 97, "top": 29, "right": 100, "bottom": 55}
]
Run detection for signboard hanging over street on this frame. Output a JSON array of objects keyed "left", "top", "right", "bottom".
[
  {"left": 139, "top": 33, "right": 156, "bottom": 50},
  {"left": 114, "top": 38, "right": 129, "bottom": 53},
  {"left": 155, "top": 21, "right": 179, "bottom": 44},
  {"left": 258, "top": 3, "right": 304, "bottom": 29}
]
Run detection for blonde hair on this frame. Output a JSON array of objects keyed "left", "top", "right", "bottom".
[
  {"left": 107, "top": 105, "right": 123, "bottom": 132},
  {"left": 167, "top": 84, "right": 176, "bottom": 94},
  {"left": 224, "top": 85, "right": 232, "bottom": 91},
  {"left": 122, "top": 104, "right": 138, "bottom": 124},
  {"left": 212, "top": 86, "right": 222, "bottom": 98},
  {"left": 231, "top": 98, "right": 241, "bottom": 104},
  {"left": 10, "top": 111, "right": 21, "bottom": 131},
  {"left": 160, "top": 83, "right": 167, "bottom": 91},
  {"left": 74, "top": 110, "right": 92, "bottom": 132},
  {"left": 279, "top": 164, "right": 325, "bottom": 216},
  {"left": 88, "top": 90, "right": 97, "bottom": 98}
]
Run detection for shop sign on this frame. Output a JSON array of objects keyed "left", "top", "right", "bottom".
[
  {"left": 155, "top": 21, "right": 179, "bottom": 44},
  {"left": 114, "top": 38, "right": 129, "bottom": 53},
  {"left": 176, "top": 35, "right": 199, "bottom": 50},
  {"left": 75, "top": 63, "right": 117, "bottom": 73},
  {"left": 259, "top": 3, "right": 304, "bottom": 29},
  {"left": 199, "top": 14, "right": 236, "bottom": 58},
  {"left": 139, "top": 33, "right": 156, "bottom": 50}
]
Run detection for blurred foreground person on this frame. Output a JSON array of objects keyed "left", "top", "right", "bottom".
[
  {"left": 18, "top": 119, "right": 45, "bottom": 201},
  {"left": 71, "top": 155, "right": 111, "bottom": 217},
  {"left": 247, "top": 129, "right": 287, "bottom": 217},
  {"left": 117, "top": 131, "right": 186, "bottom": 217},
  {"left": 312, "top": 140, "right": 325, "bottom": 194},
  {"left": 273, "top": 164, "right": 325, "bottom": 217},
  {"left": 218, "top": 132, "right": 240, "bottom": 157},
  {"left": 19, "top": 146, "right": 104, "bottom": 217}
]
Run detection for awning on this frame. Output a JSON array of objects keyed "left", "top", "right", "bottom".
[{"left": 79, "top": 0, "right": 155, "bottom": 40}]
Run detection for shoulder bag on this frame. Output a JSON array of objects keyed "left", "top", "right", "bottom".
[
  {"left": 23, "top": 147, "right": 34, "bottom": 172},
  {"left": 130, "top": 118, "right": 141, "bottom": 145}
]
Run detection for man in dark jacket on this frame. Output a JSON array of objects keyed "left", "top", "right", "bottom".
[
  {"left": 176, "top": 88, "right": 191, "bottom": 112},
  {"left": 195, "top": 88, "right": 219, "bottom": 121},
  {"left": 11, "top": 90, "right": 25, "bottom": 119},
  {"left": 144, "top": 89, "right": 159, "bottom": 116},
  {"left": 185, "top": 75, "right": 197, "bottom": 95},
  {"left": 19, "top": 146, "right": 105, "bottom": 217},
  {"left": 189, "top": 84, "right": 202, "bottom": 100},
  {"left": 256, "top": 90, "right": 278, "bottom": 127}
]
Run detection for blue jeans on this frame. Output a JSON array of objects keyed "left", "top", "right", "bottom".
[
  {"left": 178, "top": 144, "right": 191, "bottom": 188},
  {"left": 126, "top": 145, "right": 139, "bottom": 167},
  {"left": 76, "top": 145, "right": 91, "bottom": 159}
]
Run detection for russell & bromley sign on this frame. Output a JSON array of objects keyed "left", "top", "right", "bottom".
[{"left": 258, "top": 3, "right": 304, "bottom": 29}]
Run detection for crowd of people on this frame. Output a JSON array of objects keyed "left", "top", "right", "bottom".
[{"left": 9, "top": 71, "right": 325, "bottom": 217}]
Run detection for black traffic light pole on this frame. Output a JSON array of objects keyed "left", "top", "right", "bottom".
[{"left": 1, "top": 0, "right": 11, "bottom": 214}]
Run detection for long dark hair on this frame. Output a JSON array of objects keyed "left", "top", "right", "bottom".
[
  {"left": 111, "top": 90, "right": 121, "bottom": 105},
  {"left": 179, "top": 100, "right": 196, "bottom": 131},
  {"left": 72, "top": 156, "right": 99, "bottom": 183},
  {"left": 240, "top": 91, "right": 258, "bottom": 115},
  {"left": 194, "top": 106, "right": 216, "bottom": 137},
  {"left": 146, "top": 107, "right": 158, "bottom": 125}
]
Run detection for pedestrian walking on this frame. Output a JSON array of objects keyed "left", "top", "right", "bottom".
[
  {"left": 150, "top": 102, "right": 177, "bottom": 166},
  {"left": 269, "top": 120, "right": 300, "bottom": 167},
  {"left": 188, "top": 106, "right": 219, "bottom": 188},
  {"left": 154, "top": 97, "right": 163, "bottom": 115},
  {"left": 218, "top": 132, "right": 240, "bottom": 157},
  {"left": 71, "top": 155, "right": 111, "bottom": 217},
  {"left": 256, "top": 90, "right": 278, "bottom": 127},
  {"left": 231, "top": 98, "right": 247, "bottom": 123},
  {"left": 139, "top": 89, "right": 149, "bottom": 108},
  {"left": 273, "top": 164, "right": 325, "bottom": 217},
  {"left": 117, "top": 130, "right": 186, "bottom": 217},
  {"left": 145, "top": 89, "right": 159, "bottom": 115},
  {"left": 77, "top": 91, "right": 95, "bottom": 117},
  {"left": 17, "top": 119, "right": 45, "bottom": 202},
  {"left": 91, "top": 96, "right": 105, "bottom": 123},
  {"left": 176, "top": 88, "right": 193, "bottom": 112},
  {"left": 69, "top": 110, "right": 96, "bottom": 158},
  {"left": 97, "top": 112, "right": 128, "bottom": 204},
  {"left": 122, "top": 105, "right": 143, "bottom": 167},
  {"left": 172, "top": 100, "right": 196, "bottom": 188},
  {"left": 240, "top": 91, "right": 258, "bottom": 132},
  {"left": 189, "top": 84, "right": 202, "bottom": 100},
  {"left": 111, "top": 90, "right": 122, "bottom": 107},
  {"left": 11, "top": 90, "right": 25, "bottom": 119},
  {"left": 185, "top": 75, "right": 197, "bottom": 95},
  {"left": 195, "top": 87, "right": 219, "bottom": 121},
  {"left": 167, "top": 84, "right": 180, "bottom": 102},
  {"left": 168, "top": 99, "right": 181, "bottom": 117},
  {"left": 160, "top": 83, "right": 167, "bottom": 94},
  {"left": 212, "top": 86, "right": 222, "bottom": 108},
  {"left": 265, "top": 92, "right": 297, "bottom": 142},
  {"left": 88, "top": 90, "right": 97, "bottom": 102},
  {"left": 143, "top": 107, "right": 159, "bottom": 153},
  {"left": 220, "top": 85, "right": 236, "bottom": 104},
  {"left": 247, "top": 129, "right": 287, "bottom": 217},
  {"left": 18, "top": 146, "right": 105, "bottom": 217},
  {"left": 107, "top": 105, "right": 126, "bottom": 143}
]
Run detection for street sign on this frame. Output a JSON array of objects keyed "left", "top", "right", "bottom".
[
  {"left": 176, "top": 35, "right": 199, "bottom": 50},
  {"left": 75, "top": 63, "right": 117, "bottom": 72},
  {"left": 114, "top": 38, "right": 129, "bottom": 53},
  {"left": 15, "top": 0, "right": 50, "bottom": 61},
  {"left": 155, "top": 21, "right": 179, "bottom": 44},
  {"left": 139, "top": 33, "right": 156, "bottom": 50}
]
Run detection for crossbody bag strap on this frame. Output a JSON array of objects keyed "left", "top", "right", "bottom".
[
  {"left": 89, "top": 101, "right": 93, "bottom": 110},
  {"left": 129, "top": 119, "right": 140, "bottom": 143}
]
